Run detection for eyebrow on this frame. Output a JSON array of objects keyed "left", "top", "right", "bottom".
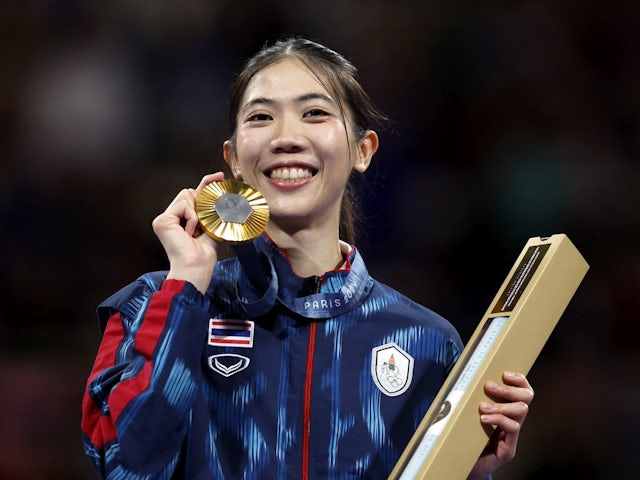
[{"left": 240, "top": 92, "right": 336, "bottom": 114}]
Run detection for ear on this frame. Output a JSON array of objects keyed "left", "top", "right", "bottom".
[
  {"left": 353, "top": 130, "right": 378, "bottom": 173},
  {"left": 223, "top": 140, "right": 243, "bottom": 179}
]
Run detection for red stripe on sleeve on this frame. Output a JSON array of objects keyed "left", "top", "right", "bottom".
[
  {"left": 82, "top": 279, "right": 187, "bottom": 448},
  {"left": 81, "top": 312, "right": 126, "bottom": 448},
  {"left": 109, "top": 280, "right": 185, "bottom": 420},
  {"left": 133, "top": 280, "right": 186, "bottom": 358},
  {"left": 108, "top": 361, "right": 153, "bottom": 420}
]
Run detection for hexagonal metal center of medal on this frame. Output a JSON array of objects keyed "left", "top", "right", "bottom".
[{"left": 214, "top": 193, "right": 252, "bottom": 223}]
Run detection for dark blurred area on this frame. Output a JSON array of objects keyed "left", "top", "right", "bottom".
[{"left": 1, "top": 1, "right": 638, "bottom": 479}]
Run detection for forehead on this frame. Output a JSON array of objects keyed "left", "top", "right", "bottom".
[{"left": 242, "top": 58, "right": 334, "bottom": 105}]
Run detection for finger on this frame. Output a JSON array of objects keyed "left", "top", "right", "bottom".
[
  {"left": 480, "top": 409, "right": 523, "bottom": 436},
  {"left": 195, "top": 172, "right": 226, "bottom": 195},
  {"left": 480, "top": 400, "right": 529, "bottom": 423},
  {"left": 154, "top": 187, "right": 196, "bottom": 227},
  {"left": 502, "top": 371, "right": 533, "bottom": 390},
  {"left": 163, "top": 173, "right": 226, "bottom": 219},
  {"left": 182, "top": 202, "right": 201, "bottom": 237},
  {"left": 164, "top": 188, "right": 197, "bottom": 212},
  {"left": 483, "top": 424, "right": 518, "bottom": 465},
  {"left": 484, "top": 379, "right": 534, "bottom": 405}
]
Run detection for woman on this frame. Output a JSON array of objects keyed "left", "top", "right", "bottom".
[{"left": 82, "top": 37, "right": 533, "bottom": 479}]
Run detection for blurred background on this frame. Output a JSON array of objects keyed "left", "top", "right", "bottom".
[{"left": 1, "top": 0, "right": 638, "bottom": 478}]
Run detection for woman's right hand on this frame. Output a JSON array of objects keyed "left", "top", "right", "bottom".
[{"left": 152, "top": 172, "right": 226, "bottom": 294}]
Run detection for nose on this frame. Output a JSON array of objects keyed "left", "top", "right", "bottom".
[{"left": 269, "top": 113, "right": 307, "bottom": 153}]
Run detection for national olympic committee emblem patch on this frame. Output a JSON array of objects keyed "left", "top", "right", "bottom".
[{"left": 371, "top": 342, "right": 414, "bottom": 397}]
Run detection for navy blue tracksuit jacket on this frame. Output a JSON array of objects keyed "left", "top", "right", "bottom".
[{"left": 82, "top": 234, "right": 463, "bottom": 479}]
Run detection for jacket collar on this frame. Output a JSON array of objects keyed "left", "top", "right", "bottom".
[{"left": 234, "top": 234, "right": 373, "bottom": 319}]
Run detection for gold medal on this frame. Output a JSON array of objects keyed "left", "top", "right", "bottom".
[{"left": 195, "top": 179, "right": 269, "bottom": 243}]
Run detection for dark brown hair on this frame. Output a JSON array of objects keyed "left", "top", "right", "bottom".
[{"left": 226, "top": 37, "right": 388, "bottom": 245}]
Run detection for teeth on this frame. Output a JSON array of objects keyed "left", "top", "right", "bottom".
[{"left": 269, "top": 167, "right": 313, "bottom": 181}]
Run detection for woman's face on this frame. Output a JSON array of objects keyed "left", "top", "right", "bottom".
[{"left": 224, "top": 58, "right": 377, "bottom": 233}]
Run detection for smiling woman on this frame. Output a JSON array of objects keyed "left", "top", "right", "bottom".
[
  {"left": 225, "top": 39, "right": 388, "bottom": 248},
  {"left": 81, "top": 37, "right": 534, "bottom": 480},
  {"left": 222, "top": 58, "right": 379, "bottom": 276}
]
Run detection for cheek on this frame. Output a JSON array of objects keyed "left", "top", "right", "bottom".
[
  {"left": 236, "top": 131, "right": 262, "bottom": 153},
  {"left": 234, "top": 133, "right": 265, "bottom": 169},
  {"left": 313, "top": 127, "right": 352, "bottom": 165}
]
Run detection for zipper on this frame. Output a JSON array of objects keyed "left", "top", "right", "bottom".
[
  {"left": 301, "top": 275, "right": 322, "bottom": 479},
  {"left": 302, "top": 321, "right": 317, "bottom": 480}
]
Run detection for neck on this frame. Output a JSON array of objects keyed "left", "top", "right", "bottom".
[{"left": 266, "top": 223, "right": 346, "bottom": 278}]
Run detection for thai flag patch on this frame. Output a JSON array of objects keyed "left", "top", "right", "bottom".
[{"left": 208, "top": 319, "right": 254, "bottom": 348}]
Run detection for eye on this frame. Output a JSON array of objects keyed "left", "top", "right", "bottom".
[
  {"left": 303, "top": 108, "right": 329, "bottom": 118},
  {"left": 246, "top": 112, "right": 272, "bottom": 122}
]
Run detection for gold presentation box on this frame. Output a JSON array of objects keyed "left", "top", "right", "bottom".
[{"left": 389, "top": 234, "right": 589, "bottom": 480}]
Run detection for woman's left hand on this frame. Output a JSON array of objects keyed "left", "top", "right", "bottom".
[{"left": 467, "top": 371, "right": 534, "bottom": 480}]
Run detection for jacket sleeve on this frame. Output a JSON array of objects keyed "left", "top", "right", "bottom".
[{"left": 81, "top": 275, "right": 210, "bottom": 479}]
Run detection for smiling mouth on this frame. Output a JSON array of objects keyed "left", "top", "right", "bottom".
[{"left": 267, "top": 167, "right": 317, "bottom": 183}]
